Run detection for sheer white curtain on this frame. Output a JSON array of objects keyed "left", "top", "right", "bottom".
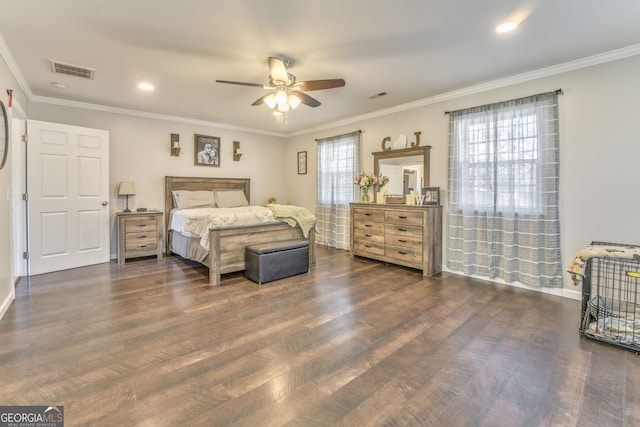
[
  {"left": 448, "top": 91, "right": 562, "bottom": 288},
  {"left": 316, "top": 131, "right": 360, "bottom": 250}
]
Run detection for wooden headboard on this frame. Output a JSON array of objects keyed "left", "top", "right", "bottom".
[{"left": 164, "top": 176, "right": 251, "bottom": 233}]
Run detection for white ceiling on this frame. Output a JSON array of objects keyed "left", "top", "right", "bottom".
[{"left": 1, "top": 0, "right": 639, "bottom": 135}]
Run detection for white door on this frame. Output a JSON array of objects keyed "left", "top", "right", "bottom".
[{"left": 27, "top": 120, "right": 110, "bottom": 275}]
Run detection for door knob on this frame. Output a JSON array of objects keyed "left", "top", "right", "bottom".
[{"left": 102, "top": 201, "right": 108, "bottom": 206}]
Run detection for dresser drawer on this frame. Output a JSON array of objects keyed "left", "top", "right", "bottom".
[
  {"left": 125, "top": 218, "right": 158, "bottom": 233},
  {"left": 385, "top": 245, "right": 423, "bottom": 265},
  {"left": 354, "top": 221, "right": 384, "bottom": 237},
  {"left": 384, "top": 231, "right": 422, "bottom": 249},
  {"left": 353, "top": 208, "right": 385, "bottom": 223},
  {"left": 384, "top": 210, "right": 423, "bottom": 226},
  {"left": 353, "top": 241, "right": 385, "bottom": 258}
]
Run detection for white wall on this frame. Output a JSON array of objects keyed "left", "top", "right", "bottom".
[
  {"left": 28, "top": 104, "right": 288, "bottom": 258},
  {"left": 0, "top": 56, "right": 28, "bottom": 319},
  {"left": 285, "top": 54, "right": 640, "bottom": 297}
]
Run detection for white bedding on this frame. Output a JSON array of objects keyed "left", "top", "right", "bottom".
[{"left": 170, "top": 206, "right": 280, "bottom": 249}]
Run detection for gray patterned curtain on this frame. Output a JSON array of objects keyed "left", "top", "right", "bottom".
[
  {"left": 316, "top": 131, "right": 361, "bottom": 250},
  {"left": 447, "top": 91, "right": 562, "bottom": 287}
]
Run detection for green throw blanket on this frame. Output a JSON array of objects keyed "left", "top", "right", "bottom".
[{"left": 267, "top": 204, "right": 316, "bottom": 238}]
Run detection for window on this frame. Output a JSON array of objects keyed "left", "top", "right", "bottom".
[
  {"left": 316, "top": 131, "right": 360, "bottom": 250},
  {"left": 448, "top": 92, "right": 562, "bottom": 288}
]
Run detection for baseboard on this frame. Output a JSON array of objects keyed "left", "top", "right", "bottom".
[
  {"left": 0, "top": 288, "right": 16, "bottom": 320},
  {"left": 442, "top": 267, "right": 582, "bottom": 301}
]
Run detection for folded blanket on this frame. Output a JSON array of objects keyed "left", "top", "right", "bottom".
[
  {"left": 567, "top": 243, "right": 640, "bottom": 286},
  {"left": 267, "top": 204, "right": 316, "bottom": 238}
]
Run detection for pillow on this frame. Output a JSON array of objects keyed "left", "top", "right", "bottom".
[
  {"left": 214, "top": 189, "right": 249, "bottom": 208},
  {"left": 172, "top": 190, "right": 217, "bottom": 209}
]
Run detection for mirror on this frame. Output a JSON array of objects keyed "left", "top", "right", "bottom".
[
  {"left": 0, "top": 100, "right": 6, "bottom": 170},
  {"left": 373, "top": 145, "right": 431, "bottom": 198}
]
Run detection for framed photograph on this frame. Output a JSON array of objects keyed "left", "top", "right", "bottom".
[
  {"left": 194, "top": 134, "right": 220, "bottom": 167},
  {"left": 297, "top": 151, "right": 307, "bottom": 175},
  {"left": 422, "top": 187, "right": 440, "bottom": 205}
]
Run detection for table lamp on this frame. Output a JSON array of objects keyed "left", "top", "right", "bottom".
[{"left": 118, "top": 181, "right": 136, "bottom": 212}]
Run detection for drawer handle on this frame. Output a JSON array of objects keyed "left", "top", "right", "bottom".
[
  {"left": 365, "top": 234, "right": 372, "bottom": 237},
  {"left": 365, "top": 213, "right": 373, "bottom": 216},
  {"left": 365, "top": 224, "right": 372, "bottom": 228},
  {"left": 136, "top": 245, "right": 147, "bottom": 249},
  {"left": 398, "top": 251, "right": 408, "bottom": 255},
  {"left": 398, "top": 215, "right": 407, "bottom": 219},
  {"left": 136, "top": 235, "right": 148, "bottom": 239},
  {"left": 398, "top": 228, "right": 407, "bottom": 232},
  {"left": 398, "top": 239, "right": 408, "bottom": 243},
  {"left": 136, "top": 224, "right": 147, "bottom": 228},
  {"left": 365, "top": 244, "right": 373, "bottom": 248}
]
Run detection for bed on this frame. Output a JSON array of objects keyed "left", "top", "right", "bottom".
[{"left": 164, "top": 176, "right": 316, "bottom": 285}]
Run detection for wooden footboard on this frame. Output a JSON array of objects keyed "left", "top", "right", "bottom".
[{"left": 208, "top": 223, "right": 316, "bottom": 285}]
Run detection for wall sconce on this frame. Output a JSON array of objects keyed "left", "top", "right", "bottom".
[
  {"left": 170, "top": 133, "right": 181, "bottom": 156},
  {"left": 118, "top": 181, "right": 136, "bottom": 212},
  {"left": 233, "top": 141, "right": 243, "bottom": 161}
]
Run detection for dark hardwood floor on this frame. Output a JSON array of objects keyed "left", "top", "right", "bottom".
[{"left": 1, "top": 246, "right": 639, "bottom": 426}]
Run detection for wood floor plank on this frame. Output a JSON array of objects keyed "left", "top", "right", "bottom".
[{"left": 1, "top": 247, "right": 640, "bottom": 426}]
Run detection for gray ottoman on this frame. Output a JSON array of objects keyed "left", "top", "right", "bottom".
[{"left": 245, "top": 239, "right": 310, "bottom": 284}]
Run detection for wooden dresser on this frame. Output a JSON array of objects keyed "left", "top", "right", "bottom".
[
  {"left": 116, "top": 211, "right": 164, "bottom": 264},
  {"left": 350, "top": 203, "right": 442, "bottom": 276}
]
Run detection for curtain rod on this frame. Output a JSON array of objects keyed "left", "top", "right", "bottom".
[
  {"left": 444, "top": 89, "right": 563, "bottom": 115},
  {"left": 315, "top": 129, "right": 362, "bottom": 142}
]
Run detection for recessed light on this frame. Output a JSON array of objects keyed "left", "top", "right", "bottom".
[
  {"left": 137, "top": 82, "right": 154, "bottom": 91},
  {"left": 496, "top": 22, "right": 518, "bottom": 33}
]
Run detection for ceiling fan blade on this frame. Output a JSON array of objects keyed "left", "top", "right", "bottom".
[
  {"left": 215, "top": 80, "right": 264, "bottom": 88},
  {"left": 251, "top": 94, "right": 271, "bottom": 106},
  {"left": 268, "top": 57, "right": 290, "bottom": 84},
  {"left": 296, "top": 91, "right": 321, "bottom": 108},
  {"left": 298, "top": 79, "right": 346, "bottom": 91}
]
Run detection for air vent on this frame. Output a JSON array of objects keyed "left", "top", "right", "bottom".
[{"left": 49, "top": 60, "right": 95, "bottom": 80}]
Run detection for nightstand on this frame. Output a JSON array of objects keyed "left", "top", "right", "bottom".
[{"left": 116, "top": 211, "right": 164, "bottom": 264}]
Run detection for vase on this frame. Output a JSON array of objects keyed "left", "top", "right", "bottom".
[{"left": 361, "top": 187, "right": 370, "bottom": 203}]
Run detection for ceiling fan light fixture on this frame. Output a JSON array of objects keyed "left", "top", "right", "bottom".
[
  {"left": 277, "top": 102, "right": 290, "bottom": 112},
  {"left": 288, "top": 94, "right": 301, "bottom": 109},
  {"left": 275, "top": 90, "right": 288, "bottom": 105},
  {"left": 264, "top": 94, "right": 277, "bottom": 109}
]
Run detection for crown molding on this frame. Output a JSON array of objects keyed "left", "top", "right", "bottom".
[{"left": 287, "top": 43, "right": 640, "bottom": 137}]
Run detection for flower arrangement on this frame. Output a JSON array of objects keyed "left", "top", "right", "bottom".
[{"left": 354, "top": 172, "right": 390, "bottom": 202}]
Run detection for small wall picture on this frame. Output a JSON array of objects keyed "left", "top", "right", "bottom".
[
  {"left": 422, "top": 187, "right": 440, "bottom": 205},
  {"left": 297, "top": 151, "right": 307, "bottom": 175},
  {"left": 194, "top": 134, "right": 220, "bottom": 167}
]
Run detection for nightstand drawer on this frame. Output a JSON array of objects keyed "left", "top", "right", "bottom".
[
  {"left": 125, "top": 219, "right": 158, "bottom": 233},
  {"left": 125, "top": 232, "right": 158, "bottom": 249}
]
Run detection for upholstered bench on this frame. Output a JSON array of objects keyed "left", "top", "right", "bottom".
[{"left": 245, "top": 239, "right": 309, "bottom": 284}]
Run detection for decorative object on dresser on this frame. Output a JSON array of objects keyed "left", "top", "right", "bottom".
[
  {"left": 297, "top": 151, "right": 307, "bottom": 174},
  {"left": 118, "top": 181, "right": 136, "bottom": 213},
  {"left": 194, "top": 134, "right": 220, "bottom": 166},
  {"left": 422, "top": 187, "right": 440, "bottom": 205},
  {"left": 381, "top": 131, "right": 422, "bottom": 151},
  {"left": 170, "top": 133, "right": 180, "bottom": 156},
  {"left": 116, "top": 211, "right": 163, "bottom": 264},
  {"left": 350, "top": 203, "right": 442, "bottom": 276}
]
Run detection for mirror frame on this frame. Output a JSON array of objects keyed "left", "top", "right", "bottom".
[
  {"left": 0, "top": 100, "right": 7, "bottom": 170},
  {"left": 373, "top": 145, "right": 431, "bottom": 194}
]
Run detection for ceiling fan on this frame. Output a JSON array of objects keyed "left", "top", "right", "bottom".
[{"left": 216, "top": 57, "right": 345, "bottom": 115}]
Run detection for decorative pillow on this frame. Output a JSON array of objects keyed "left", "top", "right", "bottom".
[
  {"left": 172, "top": 190, "right": 217, "bottom": 209},
  {"left": 214, "top": 189, "right": 249, "bottom": 208}
]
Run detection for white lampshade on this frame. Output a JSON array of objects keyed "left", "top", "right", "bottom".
[
  {"left": 264, "top": 94, "right": 277, "bottom": 109},
  {"left": 275, "top": 90, "right": 287, "bottom": 105},
  {"left": 118, "top": 181, "right": 136, "bottom": 196},
  {"left": 288, "top": 94, "right": 301, "bottom": 109}
]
